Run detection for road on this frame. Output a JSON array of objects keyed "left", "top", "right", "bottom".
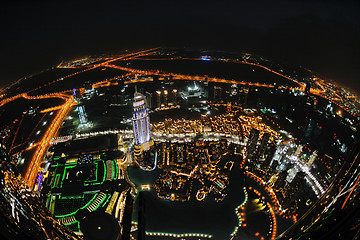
[
  {"left": 24, "top": 93, "right": 75, "bottom": 187},
  {"left": 0, "top": 47, "right": 357, "bottom": 187}
]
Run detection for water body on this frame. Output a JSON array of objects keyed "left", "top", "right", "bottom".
[{"left": 128, "top": 155, "right": 246, "bottom": 239}]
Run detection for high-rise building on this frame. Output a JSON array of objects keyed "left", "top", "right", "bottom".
[
  {"left": 163, "top": 90, "right": 168, "bottom": 106},
  {"left": 171, "top": 89, "right": 178, "bottom": 104},
  {"left": 156, "top": 91, "right": 161, "bottom": 109},
  {"left": 145, "top": 91, "right": 152, "bottom": 109},
  {"left": 132, "top": 91, "right": 151, "bottom": 146},
  {"left": 132, "top": 89, "right": 156, "bottom": 170},
  {"left": 304, "top": 118, "right": 314, "bottom": 138},
  {"left": 294, "top": 145, "right": 303, "bottom": 157},
  {"left": 246, "top": 128, "right": 260, "bottom": 161},
  {"left": 257, "top": 132, "right": 270, "bottom": 159},
  {"left": 307, "top": 151, "right": 317, "bottom": 167},
  {"left": 77, "top": 105, "right": 88, "bottom": 125},
  {"left": 286, "top": 165, "right": 299, "bottom": 183},
  {"left": 213, "top": 86, "right": 222, "bottom": 103},
  {"left": 239, "top": 87, "right": 249, "bottom": 106}
]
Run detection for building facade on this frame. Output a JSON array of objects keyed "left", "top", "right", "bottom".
[{"left": 132, "top": 92, "right": 151, "bottom": 147}]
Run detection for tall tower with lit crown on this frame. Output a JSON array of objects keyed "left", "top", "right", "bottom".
[
  {"left": 132, "top": 88, "right": 156, "bottom": 171},
  {"left": 132, "top": 91, "right": 151, "bottom": 147}
]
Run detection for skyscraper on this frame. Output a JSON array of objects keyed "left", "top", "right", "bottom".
[
  {"left": 132, "top": 91, "right": 151, "bottom": 147},
  {"left": 132, "top": 89, "right": 156, "bottom": 171},
  {"left": 156, "top": 90, "right": 161, "bottom": 109},
  {"left": 246, "top": 128, "right": 260, "bottom": 161},
  {"left": 307, "top": 151, "right": 317, "bottom": 167},
  {"left": 257, "top": 132, "right": 270, "bottom": 159}
]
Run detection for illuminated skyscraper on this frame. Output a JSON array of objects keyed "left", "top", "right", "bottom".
[
  {"left": 156, "top": 90, "right": 161, "bottom": 109},
  {"left": 132, "top": 91, "right": 151, "bottom": 146},
  {"left": 257, "top": 132, "right": 270, "bottom": 159},
  {"left": 246, "top": 128, "right": 260, "bottom": 161},
  {"left": 307, "top": 151, "right": 317, "bottom": 167},
  {"left": 213, "top": 86, "right": 222, "bottom": 102},
  {"left": 132, "top": 89, "right": 156, "bottom": 171}
]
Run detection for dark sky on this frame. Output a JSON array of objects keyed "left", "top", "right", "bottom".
[{"left": 1, "top": 0, "right": 360, "bottom": 91}]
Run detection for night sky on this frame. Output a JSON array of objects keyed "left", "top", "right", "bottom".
[{"left": 1, "top": 0, "right": 360, "bottom": 91}]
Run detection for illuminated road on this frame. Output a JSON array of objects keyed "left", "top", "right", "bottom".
[
  {"left": 0, "top": 49, "right": 162, "bottom": 187},
  {"left": 24, "top": 93, "right": 75, "bottom": 187},
  {"left": 4, "top": 91, "right": 76, "bottom": 187},
  {"left": 128, "top": 56, "right": 354, "bottom": 106},
  {"left": 0, "top": 48, "right": 159, "bottom": 107},
  {"left": 1, "top": 47, "right": 358, "bottom": 190},
  {"left": 110, "top": 54, "right": 360, "bottom": 117},
  {"left": 2, "top": 47, "right": 358, "bottom": 121},
  {"left": 104, "top": 63, "right": 302, "bottom": 91},
  {"left": 267, "top": 202, "right": 277, "bottom": 240},
  {"left": 127, "top": 57, "right": 304, "bottom": 88},
  {"left": 0, "top": 91, "right": 76, "bottom": 187}
]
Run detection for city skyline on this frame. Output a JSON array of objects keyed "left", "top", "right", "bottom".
[
  {"left": 0, "top": 47, "right": 359, "bottom": 239},
  {"left": 1, "top": 0, "right": 360, "bottom": 92}
]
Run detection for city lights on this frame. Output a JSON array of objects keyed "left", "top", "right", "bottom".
[{"left": 1, "top": 47, "right": 359, "bottom": 240}]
